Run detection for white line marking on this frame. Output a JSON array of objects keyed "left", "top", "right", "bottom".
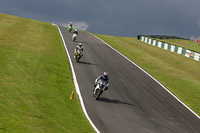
[
  {"left": 90, "top": 33, "right": 200, "bottom": 119},
  {"left": 164, "top": 43, "right": 168, "bottom": 50},
  {"left": 158, "top": 42, "right": 162, "bottom": 48},
  {"left": 148, "top": 39, "right": 152, "bottom": 44},
  {"left": 177, "top": 47, "right": 182, "bottom": 54},
  {"left": 194, "top": 53, "right": 200, "bottom": 61},
  {"left": 170, "top": 45, "right": 175, "bottom": 52},
  {"left": 153, "top": 40, "right": 156, "bottom": 46},
  {"left": 141, "top": 36, "right": 144, "bottom": 41},
  {"left": 55, "top": 25, "right": 100, "bottom": 133}
]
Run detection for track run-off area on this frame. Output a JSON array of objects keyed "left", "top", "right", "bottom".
[{"left": 57, "top": 25, "right": 200, "bottom": 133}]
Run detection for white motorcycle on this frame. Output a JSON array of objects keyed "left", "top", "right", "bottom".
[
  {"left": 72, "top": 33, "right": 78, "bottom": 41},
  {"left": 93, "top": 79, "right": 108, "bottom": 100}
]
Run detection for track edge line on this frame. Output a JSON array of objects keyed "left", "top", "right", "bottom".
[
  {"left": 89, "top": 33, "right": 200, "bottom": 119},
  {"left": 56, "top": 25, "right": 100, "bottom": 133}
]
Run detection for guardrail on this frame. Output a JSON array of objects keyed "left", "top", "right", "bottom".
[
  {"left": 137, "top": 35, "right": 188, "bottom": 40},
  {"left": 138, "top": 36, "right": 200, "bottom": 62}
]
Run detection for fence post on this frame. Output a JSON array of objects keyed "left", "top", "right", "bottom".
[
  {"left": 198, "top": 36, "right": 200, "bottom": 46},
  {"left": 190, "top": 35, "right": 193, "bottom": 41}
]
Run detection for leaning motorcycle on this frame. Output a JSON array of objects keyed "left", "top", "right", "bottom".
[
  {"left": 75, "top": 49, "right": 83, "bottom": 62},
  {"left": 93, "top": 79, "right": 107, "bottom": 100},
  {"left": 72, "top": 33, "right": 78, "bottom": 41},
  {"left": 68, "top": 26, "right": 72, "bottom": 32}
]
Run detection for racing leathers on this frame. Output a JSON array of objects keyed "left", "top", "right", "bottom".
[
  {"left": 74, "top": 44, "right": 83, "bottom": 58},
  {"left": 73, "top": 30, "right": 78, "bottom": 35},
  {"left": 93, "top": 75, "right": 109, "bottom": 91}
]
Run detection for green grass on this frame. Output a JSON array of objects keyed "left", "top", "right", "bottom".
[
  {"left": 0, "top": 13, "right": 95, "bottom": 133},
  {"left": 93, "top": 34, "right": 200, "bottom": 116}
]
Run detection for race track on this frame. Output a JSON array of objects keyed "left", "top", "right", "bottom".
[{"left": 58, "top": 26, "right": 200, "bottom": 133}]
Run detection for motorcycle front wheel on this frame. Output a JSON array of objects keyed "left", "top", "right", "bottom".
[
  {"left": 76, "top": 56, "right": 81, "bottom": 63},
  {"left": 96, "top": 90, "right": 103, "bottom": 100}
]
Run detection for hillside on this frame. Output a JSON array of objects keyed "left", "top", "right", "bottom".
[{"left": 0, "top": 13, "right": 94, "bottom": 133}]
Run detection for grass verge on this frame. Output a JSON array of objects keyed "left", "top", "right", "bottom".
[
  {"left": 0, "top": 13, "right": 95, "bottom": 133},
  {"left": 93, "top": 34, "right": 200, "bottom": 116}
]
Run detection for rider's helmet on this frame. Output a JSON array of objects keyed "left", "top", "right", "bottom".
[
  {"left": 69, "top": 22, "right": 72, "bottom": 26},
  {"left": 79, "top": 43, "right": 82, "bottom": 47},
  {"left": 103, "top": 72, "right": 108, "bottom": 78},
  {"left": 75, "top": 29, "right": 77, "bottom": 31}
]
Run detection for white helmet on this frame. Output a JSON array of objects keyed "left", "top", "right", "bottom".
[
  {"left": 103, "top": 72, "right": 108, "bottom": 77},
  {"left": 75, "top": 29, "right": 77, "bottom": 31},
  {"left": 79, "top": 43, "right": 82, "bottom": 47}
]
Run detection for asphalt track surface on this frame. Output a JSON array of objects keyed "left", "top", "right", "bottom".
[{"left": 58, "top": 26, "right": 200, "bottom": 133}]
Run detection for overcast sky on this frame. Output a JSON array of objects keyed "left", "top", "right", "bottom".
[{"left": 0, "top": 0, "right": 200, "bottom": 38}]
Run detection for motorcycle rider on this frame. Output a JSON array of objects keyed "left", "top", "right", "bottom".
[
  {"left": 68, "top": 22, "right": 73, "bottom": 32},
  {"left": 93, "top": 72, "right": 109, "bottom": 91},
  {"left": 73, "top": 29, "right": 78, "bottom": 35},
  {"left": 74, "top": 43, "right": 83, "bottom": 58},
  {"left": 68, "top": 22, "right": 73, "bottom": 27},
  {"left": 72, "top": 29, "right": 78, "bottom": 41}
]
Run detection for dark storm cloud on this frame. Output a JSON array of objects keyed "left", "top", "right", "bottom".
[{"left": 0, "top": 0, "right": 200, "bottom": 38}]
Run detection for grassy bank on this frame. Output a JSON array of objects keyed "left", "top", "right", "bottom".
[
  {"left": 0, "top": 13, "right": 94, "bottom": 133},
  {"left": 94, "top": 34, "right": 200, "bottom": 116}
]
